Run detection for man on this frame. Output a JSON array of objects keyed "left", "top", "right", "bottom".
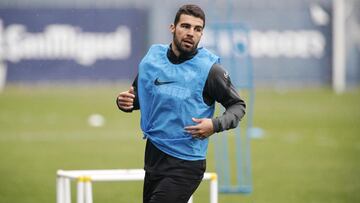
[{"left": 117, "top": 4, "right": 246, "bottom": 203}]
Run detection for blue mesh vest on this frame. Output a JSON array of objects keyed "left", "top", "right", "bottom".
[{"left": 138, "top": 44, "right": 220, "bottom": 161}]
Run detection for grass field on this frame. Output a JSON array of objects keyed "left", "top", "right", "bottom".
[{"left": 0, "top": 84, "right": 359, "bottom": 203}]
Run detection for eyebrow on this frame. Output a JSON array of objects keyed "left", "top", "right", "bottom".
[{"left": 180, "top": 23, "right": 203, "bottom": 29}]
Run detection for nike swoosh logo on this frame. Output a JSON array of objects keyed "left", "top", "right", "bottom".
[{"left": 154, "top": 78, "right": 175, "bottom": 86}]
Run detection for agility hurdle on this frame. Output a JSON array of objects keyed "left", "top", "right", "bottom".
[{"left": 56, "top": 169, "right": 218, "bottom": 203}]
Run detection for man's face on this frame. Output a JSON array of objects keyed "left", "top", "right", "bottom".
[{"left": 171, "top": 14, "right": 204, "bottom": 55}]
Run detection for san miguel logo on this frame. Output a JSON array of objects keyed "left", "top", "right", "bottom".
[{"left": 0, "top": 19, "right": 131, "bottom": 66}]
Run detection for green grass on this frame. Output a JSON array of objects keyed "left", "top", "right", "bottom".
[{"left": 0, "top": 84, "right": 359, "bottom": 203}]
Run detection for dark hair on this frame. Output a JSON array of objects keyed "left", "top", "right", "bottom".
[{"left": 173, "top": 4, "right": 206, "bottom": 27}]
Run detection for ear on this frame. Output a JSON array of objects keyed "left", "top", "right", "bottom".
[{"left": 169, "top": 23, "right": 175, "bottom": 34}]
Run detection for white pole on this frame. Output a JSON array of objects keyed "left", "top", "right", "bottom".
[
  {"left": 187, "top": 195, "right": 193, "bottom": 203},
  {"left": 85, "top": 180, "right": 93, "bottom": 203},
  {"left": 56, "top": 177, "right": 64, "bottom": 203},
  {"left": 77, "top": 178, "right": 85, "bottom": 203},
  {"left": 210, "top": 174, "right": 218, "bottom": 203},
  {"left": 64, "top": 178, "right": 71, "bottom": 203},
  {"left": 0, "top": 63, "right": 6, "bottom": 92},
  {"left": 0, "top": 19, "right": 6, "bottom": 92},
  {"left": 332, "top": 0, "right": 346, "bottom": 93}
]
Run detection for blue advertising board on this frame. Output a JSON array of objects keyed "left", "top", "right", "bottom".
[{"left": 0, "top": 9, "right": 148, "bottom": 82}]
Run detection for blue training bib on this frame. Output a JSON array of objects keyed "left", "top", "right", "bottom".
[{"left": 138, "top": 44, "right": 219, "bottom": 160}]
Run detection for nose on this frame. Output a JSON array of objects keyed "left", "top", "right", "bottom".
[{"left": 186, "top": 28, "right": 194, "bottom": 37}]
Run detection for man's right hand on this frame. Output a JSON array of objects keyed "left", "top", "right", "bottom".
[{"left": 117, "top": 87, "right": 135, "bottom": 111}]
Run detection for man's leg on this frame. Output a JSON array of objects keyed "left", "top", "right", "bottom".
[{"left": 143, "top": 173, "right": 202, "bottom": 203}]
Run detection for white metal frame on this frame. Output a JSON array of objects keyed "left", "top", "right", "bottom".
[{"left": 56, "top": 169, "right": 218, "bottom": 203}]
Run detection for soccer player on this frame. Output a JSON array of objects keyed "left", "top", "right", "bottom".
[{"left": 117, "top": 4, "right": 246, "bottom": 203}]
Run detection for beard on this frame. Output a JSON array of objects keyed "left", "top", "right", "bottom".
[{"left": 173, "top": 33, "right": 199, "bottom": 55}]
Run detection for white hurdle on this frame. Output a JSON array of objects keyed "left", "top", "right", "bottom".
[{"left": 56, "top": 169, "right": 218, "bottom": 203}]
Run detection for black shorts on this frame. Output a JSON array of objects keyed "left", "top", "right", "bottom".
[
  {"left": 143, "top": 172, "right": 202, "bottom": 203},
  {"left": 143, "top": 140, "right": 206, "bottom": 203}
]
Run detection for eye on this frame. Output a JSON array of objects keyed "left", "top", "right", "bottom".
[
  {"left": 180, "top": 24, "right": 191, "bottom": 29},
  {"left": 195, "top": 26, "right": 203, "bottom": 32}
]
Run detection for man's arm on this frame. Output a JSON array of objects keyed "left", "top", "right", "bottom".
[
  {"left": 184, "top": 64, "right": 246, "bottom": 139},
  {"left": 116, "top": 75, "right": 140, "bottom": 112},
  {"left": 206, "top": 63, "right": 246, "bottom": 133}
]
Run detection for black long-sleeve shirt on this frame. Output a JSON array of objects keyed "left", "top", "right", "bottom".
[{"left": 123, "top": 45, "right": 246, "bottom": 133}]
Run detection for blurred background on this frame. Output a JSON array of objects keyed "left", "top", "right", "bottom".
[{"left": 0, "top": 0, "right": 359, "bottom": 203}]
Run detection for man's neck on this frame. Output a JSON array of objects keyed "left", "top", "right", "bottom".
[{"left": 168, "top": 44, "right": 197, "bottom": 64}]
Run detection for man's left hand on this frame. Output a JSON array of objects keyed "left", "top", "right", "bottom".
[{"left": 184, "top": 118, "right": 214, "bottom": 139}]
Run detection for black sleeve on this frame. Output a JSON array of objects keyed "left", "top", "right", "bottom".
[
  {"left": 203, "top": 63, "right": 246, "bottom": 133},
  {"left": 116, "top": 74, "right": 140, "bottom": 112},
  {"left": 132, "top": 74, "right": 140, "bottom": 110}
]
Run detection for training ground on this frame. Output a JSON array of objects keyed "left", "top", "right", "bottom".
[{"left": 0, "top": 84, "right": 359, "bottom": 203}]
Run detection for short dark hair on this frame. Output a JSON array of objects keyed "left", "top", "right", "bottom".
[{"left": 173, "top": 4, "right": 206, "bottom": 27}]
